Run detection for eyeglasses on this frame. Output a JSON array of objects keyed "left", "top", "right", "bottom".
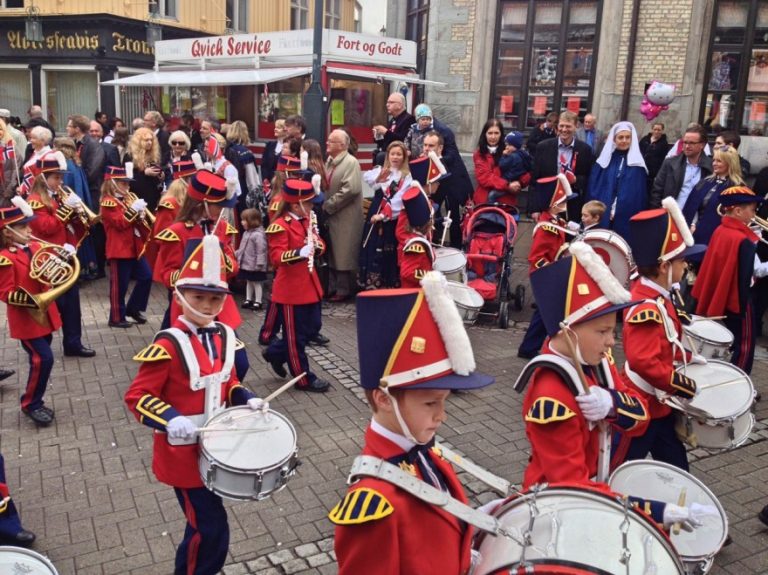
[
  {"left": 682, "top": 140, "right": 703, "bottom": 146},
  {"left": 171, "top": 141, "right": 186, "bottom": 146}
]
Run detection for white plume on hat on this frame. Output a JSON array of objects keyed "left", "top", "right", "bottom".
[
  {"left": 662, "top": 196, "right": 694, "bottom": 247},
  {"left": 11, "top": 195, "right": 33, "bottom": 218},
  {"left": 551, "top": 173, "right": 573, "bottom": 205},
  {"left": 311, "top": 173, "right": 322, "bottom": 194},
  {"left": 300, "top": 150, "right": 308, "bottom": 171},
  {"left": 191, "top": 152, "right": 205, "bottom": 171},
  {"left": 124, "top": 162, "right": 134, "bottom": 180},
  {"left": 225, "top": 176, "right": 238, "bottom": 199},
  {"left": 419, "top": 271, "right": 476, "bottom": 376},
  {"left": 569, "top": 241, "right": 631, "bottom": 304},
  {"left": 51, "top": 150, "right": 67, "bottom": 170},
  {"left": 201, "top": 234, "right": 223, "bottom": 287}
]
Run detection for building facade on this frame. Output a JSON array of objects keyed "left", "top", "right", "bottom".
[{"left": 389, "top": 0, "right": 768, "bottom": 171}]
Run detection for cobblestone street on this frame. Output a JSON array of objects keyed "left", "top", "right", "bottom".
[{"left": 1, "top": 229, "right": 767, "bottom": 574}]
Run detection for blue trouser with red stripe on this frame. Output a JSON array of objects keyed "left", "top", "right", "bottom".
[
  {"left": 264, "top": 302, "right": 321, "bottom": 387},
  {"left": 19, "top": 335, "right": 53, "bottom": 412},
  {"left": 56, "top": 283, "right": 85, "bottom": 353},
  {"left": 518, "top": 308, "right": 547, "bottom": 357},
  {"left": 109, "top": 257, "right": 152, "bottom": 323},
  {"left": 258, "top": 300, "right": 281, "bottom": 345},
  {"left": 173, "top": 487, "right": 228, "bottom": 575},
  {"left": 619, "top": 412, "right": 689, "bottom": 471},
  {"left": 0, "top": 454, "right": 23, "bottom": 538},
  {"left": 725, "top": 302, "right": 755, "bottom": 374}
]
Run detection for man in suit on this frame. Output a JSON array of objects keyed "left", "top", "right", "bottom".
[
  {"left": 372, "top": 92, "right": 415, "bottom": 166},
  {"left": 650, "top": 125, "right": 712, "bottom": 209},
  {"left": 89, "top": 120, "right": 120, "bottom": 168},
  {"left": 575, "top": 113, "right": 603, "bottom": 156},
  {"left": 530, "top": 110, "right": 594, "bottom": 218}
]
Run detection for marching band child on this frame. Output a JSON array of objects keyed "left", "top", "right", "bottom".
[
  {"left": 399, "top": 183, "right": 434, "bottom": 288},
  {"left": 618, "top": 198, "right": 705, "bottom": 470},
  {"left": 125, "top": 234, "right": 265, "bottom": 575},
  {"left": 518, "top": 173, "right": 575, "bottom": 359},
  {"left": 580, "top": 199, "right": 606, "bottom": 233},
  {"left": 99, "top": 164, "right": 153, "bottom": 328},
  {"left": 0, "top": 451, "right": 36, "bottom": 546},
  {"left": 330, "top": 273, "right": 494, "bottom": 574},
  {"left": 692, "top": 186, "right": 761, "bottom": 374},
  {"left": 0, "top": 197, "right": 62, "bottom": 426},
  {"left": 263, "top": 178, "right": 330, "bottom": 392},
  {"left": 236, "top": 208, "right": 268, "bottom": 310}
]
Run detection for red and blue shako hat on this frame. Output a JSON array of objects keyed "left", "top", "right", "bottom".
[
  {"left": 175, "top": 234, "right": 230, "bottom": 294},
  {"left": 187, "top": 170, "right": 237, "bottom": 207},
  {"left": 408, "top": 151, "right": 448, "bottom": 186},
  {"left": 356, "top": 272, "right": 494, "bottom": 391},
  {"left": 531, "top": 241, "right": 634, "bottom": 337},
  {"left": 0, "top": 196, "right": 36, "bottom": 229},
  {"left": 629, "top": 197, "right": 705, "bottom": 266},
  {"left": 402, "top": 182, "right": 432, "bottom": 227},
  {"left": 277, "top": 154, "right": 302, "bottom": 173},
  {"left": 537, "top": 173, "right": 576, "bottom": 209},
  {"left": 718, "top": 185, "right": 763, "bottom": 209},
  {"left": 35, "top": 150, "right": 68, "bottom": 174},
  {"left": 282, "top": 178, "right": 315, "bottom": 203},
  {"left": 104, "top": 162, "right": 134, "bottom": 181},
  {"left": 172, "top": 159, "right": 197, "bottom": 180}
]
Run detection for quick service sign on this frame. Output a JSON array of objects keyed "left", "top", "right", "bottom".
[{"left": 154, "top": 29, "right": 416, "bottom": 69}]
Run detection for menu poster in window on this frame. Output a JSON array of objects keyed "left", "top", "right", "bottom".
[
  {"left": 750, "top": 100, "right": 767, "bottom": 122},
  {"left": 533, "top": 96, "right": 548, "bottom": 116},
  {"left": 567, "top": 96, "right": 581, "bottom": 113},
  {"left": 501, "top": 95, "right": 514, "bottom": 114},
  {"left": 331, "top": 99, "right": 345, "bottom": 125},
  {"left": 345, "top": 89, "right": 371, "bottom": 126},
  {"left": 748, "top": 50, "right": 768, "bottom": 92}
]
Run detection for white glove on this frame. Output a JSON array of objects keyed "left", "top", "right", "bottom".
[
  {"left": 166, "top": 416, "right": 197, "bottom": 439},
  {"left": 299, "top": 244, "right": 313, "bottom": 258},
  {"left": 62, "top": 243, "right": 77, "bottom": 255},
  {"left": 690, "top": 353, "right": 707, "bottom": 365},
  {"left": 754, "top": 255, "right": 768, "bottom": 279},
  {"left": 247, "top": 397, "right": 269, "bottom": 413},
  {"left": 131, "top": 198, "right": 147, "bottom": 213},
  {"left": 566, "top": 220, "right": 581, "bottom": 232},
  {"left": 64, "top": 194, "right": 82, "bottom": 208},
  {"left": 575, "top": 386, "right": 613, "bottom": 422},
  {"left": 663, "top": 502, "right": 719, "bottom": 532}
]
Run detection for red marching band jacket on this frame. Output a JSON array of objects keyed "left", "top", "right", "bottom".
[
  {"left": 99, "top": 196, "right": 152, "bottom": 259},
  {"left": 266, "top": 213, "right": 325, "bottom": 305},
  {"left": 527, "top": 213, "right": 567, "bottom": 274},
  {"left": 153, "top": 219, "right": 241, "bottom": 328},
  {"left": 399, "top": 232, "right": 434, "bottom": 288},
  {"left": 0, "top": 241, "right": 62, "bottom": 339},
  {"left": 27, "top": 191, "right": 89, "bottom": 247},
  {"left": 144, "top": 195, "right": 180, "bottom": 267}
]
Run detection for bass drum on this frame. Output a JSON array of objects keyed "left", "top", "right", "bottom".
[
  {"left": 473, "top": 486, "right": 684, "bottom": 575},
  {"left": 0, "top": 547, "right": 58, "bottom": 574},
  {"left": 610, "top": 460, "right": 728, "bottom": 574},
  {"left": 558, "top": 230, "right": 635, "bottom": 288}
]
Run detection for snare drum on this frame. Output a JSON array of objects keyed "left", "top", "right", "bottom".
[
  {"left": 0, "top": 547, "right": 58, "bottom": 574},
  {"left": 445, "top": 281, "right": 484, "bottom": 325},
  {"left": 199, "top": 406, "right": 298, "bottom": 501},
  {"left": 610, "top": 460, "right": 728, "bottom": 574},
  {"left": 473, "top": 486, "right": 684, "bottom": 575},
  {"left": 434, "top": 247, "right": 467, "bottom": 283},
  {"left": 562, "top": 230, "right": 635, "bottom": 287},
  {"left": 683, "top": 316, "right": 734, "bottom": 359},
  {"left": 669, "top": 360, "right": 755, "bottom": 451}
]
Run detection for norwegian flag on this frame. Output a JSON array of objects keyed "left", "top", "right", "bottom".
[
  {"left": 2, "top": 141, "right": 15, "bottom": 161},
  {"left": 19, "top": 170, "right": 35, "bottom": 195},
  {"left": 206, "top": 135, "right": 222, "bottom": 161}
]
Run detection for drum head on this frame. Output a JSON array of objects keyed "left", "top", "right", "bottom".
[
  {"left": 200, "top": 407, "right": 297, "bottom": 471},
  {"left": 685, "top": 317, "right": 734, "bottom": 345},
  {"left": 609, "top": 461, "right": 727, "bottom": 562},
  {"left": 446, "top": 281, "right": 484, "bottom": 308},
  {"left": 0, "top": 547, "right": 58, "bottom": 574},
  {"left": 474, "top": 487, "right": 683, "bottom": 575},
  {"left": 677, "top": 360, "right": 754, "bottom": 419},
  {"left": 434, "top": 247, "right": 467, "bottom": 273},
  {"left": 579, "top": 231, "right": 633, "bottom": 288}
]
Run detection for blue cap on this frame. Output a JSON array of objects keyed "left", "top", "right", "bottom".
[{"left": 504, "top": 131, "right": 524, "bottom": 149}]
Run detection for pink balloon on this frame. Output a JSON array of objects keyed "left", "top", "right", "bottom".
[{"left": 640, "top": 95, "right": 667, "bottom": 121}]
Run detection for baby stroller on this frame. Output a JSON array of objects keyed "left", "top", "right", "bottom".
[{"left": 462, "top": 203, "right": 525, "bottom": 328}]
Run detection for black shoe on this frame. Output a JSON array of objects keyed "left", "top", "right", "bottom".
[
  {"left": 0, "top": 529, "right": 36, "bottom": 547},
  {"left": 309, "top": 333, "right": 330, "bottom": 346},
  {"left": 251, "top": 302, "right": 263, "bottom": 311},
  {"left": 759, "top": 505, "right": 768, "bottom": 527},
  {"left": 0, "top": 367, "right": 14, "bottom": 382},
  {"left": 23, "top": 407, "right": 53, "bottom": 426},
  {"left": 63, "top": 346, "right": 96, "bottom": 357},
  {"left": 127, "top": 310, "right": 147, "bottom": 324},
  {"left": 241, "top": 300, "right": 253, "bottom": 309},
  {"left": 39, "top": 406, "right": 54, "bottom": 418},
  {"left": 108, "top": 320, "right": 133, "bottom": 329},
  {"left": 262, "top": 350, "right": 287, "bottom": 379},
  {"left": 517, "top": 350, "right": 537, "bottom": 359},
  {"left": 258, "top": 337, "right": 276, "bottom": 346},
  {"left": 295, "top": 378, "right": 330, "bottom": 393}
]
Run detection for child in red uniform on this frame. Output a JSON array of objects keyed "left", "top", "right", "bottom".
[
  {"left": 692, "top": 186, "right": 761, "bottom": 374},
  {"left": 99, "top": 163, "right": 153, "bottom": 328},
  {"left": 0, "top": 451, "right": 36, "bottom": 546},
  {"left": 0, "top": 197, "right": 62, "bottom": 426},
  {"left": 618, "top": 198, "right": 704, "bottom": 470},
  {"left": 125, "top": 234, "right": 265, "bottom": 575},
  {"left": 518, "top": 173, "right": 575, "bottom": 359},
  {"left": 330, "top": 272, "right": 494, "bottom": 574},
  {"left": 399, "top": 183, "right": 434, "bottom": 288}
]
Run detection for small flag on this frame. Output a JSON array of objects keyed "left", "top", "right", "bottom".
[
  {"left": 2, "top": 141, "right": 15, "bottom": 161},
  {"left": 19, "top": 169, "right": 35, "bottom": 195}
]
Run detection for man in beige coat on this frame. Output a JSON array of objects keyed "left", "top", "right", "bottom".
[{"left": 324, "top": 129, "right": 363, "bottom": 302}]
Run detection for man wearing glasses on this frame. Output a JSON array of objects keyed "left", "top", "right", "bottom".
[
  {"left": 650, "top": 124, "right": 712, "bottom": 209},
  {"left": 372, "top": 92, "right": 414, "bottom": 166}
]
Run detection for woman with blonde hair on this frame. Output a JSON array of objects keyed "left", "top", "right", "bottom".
[
  {"left": 0, "top": 118, "right": 18, "bottom": 203},
  {"left": 125, "top": 127, "right": 164, "bottom": 211}
]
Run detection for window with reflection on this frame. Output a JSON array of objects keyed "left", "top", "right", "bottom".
[
  {"left": 491, "top": 0, "right": 601, "bottom": 131},
  {"left": 406, "top": 0, "right": 430, "bottom": 102},
  {"left": 704, "top": 0, "right": 768, "bottom": 135}
]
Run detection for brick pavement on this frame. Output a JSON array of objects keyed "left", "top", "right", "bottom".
[{"left": 0, "top": 227, "right": 766, "bottom": 574}]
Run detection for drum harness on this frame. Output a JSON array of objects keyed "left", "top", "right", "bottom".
[{"left": 156, "top": 321, "right": 236, "bottom": 446}]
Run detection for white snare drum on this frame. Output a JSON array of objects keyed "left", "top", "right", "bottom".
[
  {"left": 199, "top": 406, "right": 298, "bottom": 501},
  {"left": 0, "top": 547, "right": 58, "bottom": 574},
  {"left": 445, "top": 281, "right": 484, "bottom": 325},
  {"left": 434, "top": 247, "right": 467, "bottom": 283},
  {"left": 473, "top": 486, "right": 684, "bottom": 575},
  {"left": 610, "top": 460, "right": 728, "bottom": 574},
  {"left": 683, "top": 316, "right": 734, "bottom": 359},
  {"left": 669, "top": 360, "right": 755, "bottom": 451},
  {"left": 562, "top": 230, "right": 635, "bottom": 287}
]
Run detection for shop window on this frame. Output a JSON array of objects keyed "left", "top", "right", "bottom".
[
  {"left": 0, "top": 69, "right": 31, "bottom": 120},
  {"left": 291, "top": 0, "right": 309, "bottom": 30},
  {"left": 492, "top": 0, "right": 600, "bottom": 131},
  {"left": 703, "top": 0, "right": 768, "bottom": 135},
  {"left": 45, "top": 70, "right": 98, "bottom": 134},
  {"left": 227, "top": 0, "right": 248, "bottom": 32},
  {"left": 325, "top": 0, "right": 341, "bottom": 30},
  {"left": 2, "top": 0, "right": 24, "bottom": 7}
]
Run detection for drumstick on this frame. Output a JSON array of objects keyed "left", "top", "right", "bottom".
[
  {"left": 672, "top": 487, "right": 687, "bottom": 535},
  {"left": 697, "top": 315, "right": 726, "bottom": 321}
]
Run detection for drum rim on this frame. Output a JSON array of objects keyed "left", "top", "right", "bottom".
[
  {"left": 608, "top": 460, "right": 728, "bottom": 561},
  {"left": 675, "top": 359, "right": 755, "bottom": 417},
  {"left": 446, "top": 281, "right": 485, "bottom": 309},
  {"left": 683, "top": 319, "right": 735, "bottom": 345},
  {"left": 0, "top": 545, "right": 58, "bottom": 573},
  {"left": 199, "top": 406, "right": 298, "bottom": 472}
]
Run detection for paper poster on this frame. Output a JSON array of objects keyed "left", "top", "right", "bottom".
[
  {"left": 500, "top": 95, "right": 514, "bottom": 114},
  {"left": 331, "top": 99, "right": 345, "bottom": 125},
  {"left": 161, "top": 93, "right": 170, "bottom": 115},
  {"left": 750, "top": 101, "right": 767, "bottom": 122},
  {"left": 216, "top": 97, "right": 227, "bottom": 120},
  {"left": 533, "top": 96, "right": 547, "bottom": 116},
  {"left": 567, "top": 96, "right": 581, "bottom": 113}
]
